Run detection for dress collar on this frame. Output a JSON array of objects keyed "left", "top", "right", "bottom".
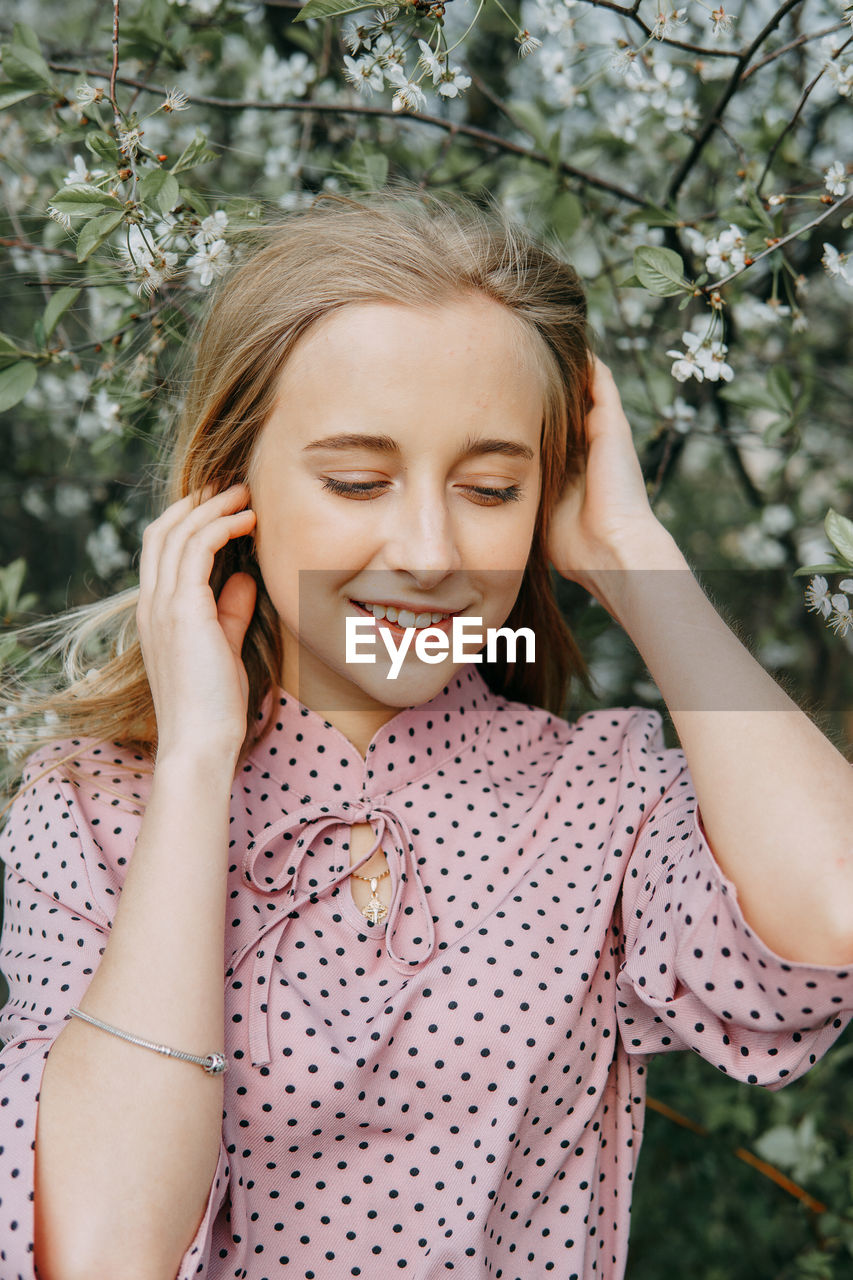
[{"left": 246, "top": 662, "right": 496, "bottom": 802}]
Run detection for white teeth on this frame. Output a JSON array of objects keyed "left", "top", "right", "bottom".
[{"left": 356, "top": 601, "right": 451, "bottom": 628}]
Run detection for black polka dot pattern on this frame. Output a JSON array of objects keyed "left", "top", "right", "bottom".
[{"left": 1, "top": 665, "right": 851, "bottom": 1280}]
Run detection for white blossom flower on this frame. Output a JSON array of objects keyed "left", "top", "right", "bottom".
[
  {"left": 662, "top": 396, "right": 696, "bottom": 434},
  {"left": 193, "top": 210, "right": 228, "bottom": 244},
  {"left": 162, "top": 87, "right": 190, "bottom": 112},
  {"left": 117, "top": 126, "right": 143, "bottom": 159},
  {"left": 822, "top": 242, "right": 853, "bottom": 286},
  {"left": 609, "top": 101, "right": 639, "bottom": 144},
  {"left": 824, "top": 161, "right": 848, "bottom": 197},
  {"left": 75, "top": 83, "right": 103, "bottom": 106},
  {"left": 46, "top": 204, "right": 72, "bottom": 231},
  {"left": 63, "top": 155, "right": 106, "bottom": 187},
  {"left": 825, "top": 57, "right": 853, "bottom": 97},
  {"left": 437, "top": 66, "right": 472, "bottom": 98},
  {"left": 760, "top": 504, "right": 795, "bottom": 536},
  {"left": 664, "top": 96, "right": 699, "bottom": 130},
  {"left": 829, "top": 592, "right": 853, "bottom": 635},
  {"left": 256, "top": 47, "right": 317, "bottom": 100},
  {"left": 342, "top": 20, "right": 372, "bottom": 55},
  {"left": 417, "top": 39, "right": 444, "bottom": 82},
  {"left": 86, "top": 522, "right": 130, "bottom": 577},
  {"left": 705, "top": 224, "right": 747, "bottom": 276},
  {"left": 766, "top": 193, "right": 787, "bottom": 206},
  {"left": 610, "top": 48, "right": 644, "bottom": 87},
  {"left": 54, "top": 482, "right": 91, "bottom": 518},
  {"left": 343, "top": 54, "right": 386, "bottom": 96},
  {"left": 651, "top": 7, "right": 688, "bottom": 39},
  {"left": 515, "top": 29, "right": 543, "bottom": 57},
  {"left": 666, "top": 331, "right": 733, "bottom": 383},
  {"left": 186, "top": 237, "right": 231, "bottom": 287},
  {"left": 118, "top": 224, "right": 179, "bottom": 297},
  {"left": 385, "top": 65, "right": 428, "bottom": 112},
  {"left": 710, "top": 6, "right": 736, "bottom": 37}
]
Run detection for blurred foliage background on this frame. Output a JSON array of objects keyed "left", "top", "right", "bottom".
[{"left": 1, "top": 0, "right": 852, "bottom": 1274}]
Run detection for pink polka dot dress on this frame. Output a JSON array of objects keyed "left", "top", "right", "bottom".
[{"left": 1, "top": 665, "right": 851, "bottom": 1279}]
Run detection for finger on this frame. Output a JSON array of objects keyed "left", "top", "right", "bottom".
[
  {"left": 217, "top": 572, "right": 258, "bottom": 657},
  {"left": 153, "top": 485, "right": 252, "bottom": 598},
  {"left": 168, "top": 509, "right": 257, "bottom": 604},
  {"left": 585, "top": 359, "right": 633, "bottom": 445}
]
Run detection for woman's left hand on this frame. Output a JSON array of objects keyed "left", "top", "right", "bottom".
[{"left": 545, "top": 357, "right": 674, "bottom": 597}]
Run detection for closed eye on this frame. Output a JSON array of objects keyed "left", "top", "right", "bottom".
[{"left": 320, "top": 478, "right": 523, "bottom": 506}]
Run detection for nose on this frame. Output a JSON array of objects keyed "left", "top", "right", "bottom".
[{"left": 380, "top": 476, "right": 464, "bottom": 583}]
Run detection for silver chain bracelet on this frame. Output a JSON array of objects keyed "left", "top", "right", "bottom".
[{"left": 68, "top": 1007, "right": 228, "bottom": 1075}]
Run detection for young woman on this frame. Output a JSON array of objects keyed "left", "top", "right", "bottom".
[{"left": 1, "top": 191, "right": 851, "bottom": 1280}]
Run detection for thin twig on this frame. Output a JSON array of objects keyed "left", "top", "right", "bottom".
[
  {"left": 646, "top": 1095, "right": 828, "bottom": 1215},
  {"left": 703, "top": 192, "right": 853, "bottom": 292},
  {"left": 45, "top": 64, "right": 647, "bottom": 206},
  {"left": 109, "top": 0, "right": 120, "bottom": 128},
  {"left": 743, "top": 19, "right": 847, "bottom": 80},
  {"left": 0, "top": 236, "right": 78, "bottom": 260},
  {"left": 757, "top": 36, "right": 853, "bottom": 195},
  {"left": 667, "top": 0, "right": 807, "bottom": 201},
  {"left": 572, "top": 0, "right": 740, "bottom": 56}
]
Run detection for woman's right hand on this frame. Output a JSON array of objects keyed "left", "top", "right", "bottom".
[{"left": 136, "top": 483, "right": 258, "bottom": 764}]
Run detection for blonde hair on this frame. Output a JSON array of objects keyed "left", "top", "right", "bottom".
[{"left": 2, "top": 187, "right": 593, "bottom": 783}]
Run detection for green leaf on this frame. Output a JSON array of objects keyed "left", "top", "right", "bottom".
[
  {"left": 76, "top": 208, "right": 126, "bottom": 262},
  {"left": 618, "top": 274, "right": 642, "bottom": 289},
  {"left": 12, "top": 23, "right": 41, "bottom": 53},
  {"left": 169, "top": 129, "right": 216, "bottom": 175},
  {"left": 139, "top": 168, "right": 180, "bottom": 216},
  {"left": 0, "top": 332, "right": 21, "bottom": 357},
  {"left": 793, "top": 564, "right": 847, "bottom": 577},
  {"left": 766, "top": 364, "right": 793, "bottom": 411},
  {"left": 824, "top": 508, "right": 853, "bottom": 565},
  {"left": 633, "top": 246, "right": 688, "bottom": 297},
  {"left": 50, "top": 183, "right": 124, "bottom": 217},
  {"left": 86, "top": 131, "right": 120, "bottom": 164},
  {"left": 0, "top": 361, "right": 37, "bottom": 414},
  {"left": 551, "top": 191, "right": 582, "bottom": 241},
  {"left": 507, "top": 101, "right": 550, "bottom": 150},
  {"left": 0, "top": 85, "right": 39, "bottom": 110},
  {"left": 294, "top": 0, "right": 377, "bottom": 22},
  {"left": 625, "top": 202, "right": 682, "bottom": 229},
  {"left": 0, "top": 40, "right": 52, "bottom": 88},
  {"left": 43, "top": 286, "right": 81, "bottom": 340}
]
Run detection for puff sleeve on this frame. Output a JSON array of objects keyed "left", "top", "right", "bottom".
[
  {"left": 614, "top": 712, "right": 853, "bottom": 1089},
  {"left": 0, "top": 750, "right": 230, "bottom": 1280}
]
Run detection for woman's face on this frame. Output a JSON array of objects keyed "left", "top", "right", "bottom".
[{"left": 248, "top": 294, "right": 545, "bottom": 748}]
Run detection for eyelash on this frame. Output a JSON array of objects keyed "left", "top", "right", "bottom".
[{"left": 320, "top": 478, "right": 523, "bottom": 506}]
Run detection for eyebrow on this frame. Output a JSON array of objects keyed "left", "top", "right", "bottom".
[{"left": 301, "top": 432, "right": 535, "bottom": 462}]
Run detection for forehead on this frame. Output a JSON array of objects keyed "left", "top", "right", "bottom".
[{"left": 272, "top": 295, "right": 547, "bottom": 429}]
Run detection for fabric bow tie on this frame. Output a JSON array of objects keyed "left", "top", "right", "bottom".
[{"left": 228, "top": 796, "right": 437, "bottom": 1067}]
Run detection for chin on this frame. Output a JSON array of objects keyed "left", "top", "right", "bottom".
[{"left": 347, "top": 662, "right": 462, "bottom": 710}]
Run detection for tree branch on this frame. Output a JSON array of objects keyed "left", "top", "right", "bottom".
[
  {"left": 46, "top": 63, "right": 647, "bottom": 206},
  {"left": 666, "top": 0, "right": 807, "bottom": 202},
  {"left": 572, "top": 0, "right": 740, "bottom": 57},
  {"left": 703, "top": 192, "right": 853, "bottom": 292},
  {"left": 757, "top": 35, "right": 853, "bottom": 195}
]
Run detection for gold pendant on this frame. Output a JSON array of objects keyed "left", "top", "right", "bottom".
[{"left": 362, "top": 877, "right": 388, "bottom": 925}]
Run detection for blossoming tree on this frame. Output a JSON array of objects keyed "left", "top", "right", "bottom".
[{"left": 1, "top": 1, "right": 853, "bottom": 1272}]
